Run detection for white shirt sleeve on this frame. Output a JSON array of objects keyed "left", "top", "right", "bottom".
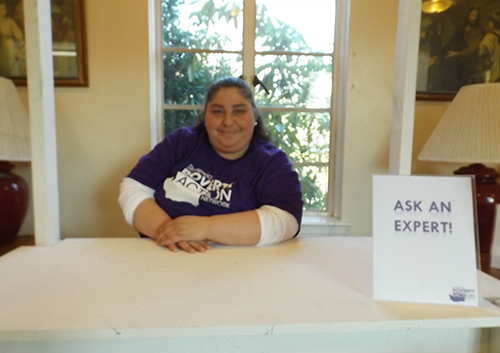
[
  {"left": 118, "top": 177, "right": 155, "bottom": 226},
  {"left": 256, "top": 205, "right": 299, "bottom": 246}
]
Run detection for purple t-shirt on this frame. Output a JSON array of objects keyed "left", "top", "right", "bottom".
[{"left": 127, "top": 126, "right": 303, "bottom": 226}]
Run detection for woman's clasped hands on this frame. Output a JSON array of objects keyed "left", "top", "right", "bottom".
[{"left": 155, "top": 216, "right": 212, "bottom": 253}]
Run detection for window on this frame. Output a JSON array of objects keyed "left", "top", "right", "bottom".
[{"left": 154, "top": 0, "right": 340, "bottom": 214}]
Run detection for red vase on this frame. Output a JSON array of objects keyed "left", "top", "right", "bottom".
[
  {"left": 0, "top": 161, "right": 29, "bottom": 246},
  {"left": 454, "top": 163, "right": 500, "bottom": 269}
]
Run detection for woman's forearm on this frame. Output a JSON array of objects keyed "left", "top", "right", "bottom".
[
  {"left": 133, "top": 199, "right": 172, "bottom": 240},
  {"left": 206, "top": 211, "right": 261, "bottom": 246}
]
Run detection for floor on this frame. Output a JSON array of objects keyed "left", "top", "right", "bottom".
[{"left": 2, "top": 235, "right": 500, "bottom": 281}]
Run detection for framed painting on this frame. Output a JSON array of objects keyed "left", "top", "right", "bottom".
[
  {"left": 0, "top": 0, "right": 88, "bottom": 87},
  {"left": 416, "top": 0, "right": 500, "bottom": 101}
]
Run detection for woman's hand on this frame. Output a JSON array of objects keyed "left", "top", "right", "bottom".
[
  {"left": 156, "top": 216, "right": 212, "bottom": 253},
  {"left": 445, "top": 51, "right": 459, "bottom": 59},
  {"left": 164, "top": 241, "right": 212, "bottom": 253}
]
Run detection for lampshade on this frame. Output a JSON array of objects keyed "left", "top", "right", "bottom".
[
  {"left": 0, "top": 76, "right": 31, "bottom": 162},
  {"left": 418, "top": 83, "right": 500, "bottom": 163},
  {"left": 422, "top": 0, "right": 453, "bottom": 14}
]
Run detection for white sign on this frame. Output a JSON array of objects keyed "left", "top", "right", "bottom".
[{"left": 372, "top": 175, "right": 478, "bottom": 306}]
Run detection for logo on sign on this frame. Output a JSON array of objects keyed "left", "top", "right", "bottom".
[{"left": 449, "top": 286, "right": 476, "bottom": 302}]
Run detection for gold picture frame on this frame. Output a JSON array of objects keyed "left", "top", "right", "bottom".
[
  {"left": 0, "top": 0, "right": 88, "bottom": 87},
  {"left": 416, "top": 1, "right": 500, "bottom": 101}
]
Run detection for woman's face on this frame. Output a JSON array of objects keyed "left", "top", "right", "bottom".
[
  {"left": 204, "top": 87, "right": 256, "bottom": 160},
  {"left": 469, "top": 9, "right": 478, "bottom": 24}
]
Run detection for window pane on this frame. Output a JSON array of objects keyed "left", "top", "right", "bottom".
[
  {"left": 164, "top": 110, "right": 199, "bottom": 135},
  {"left": 163, "top": 52, "right": 242, "bottom": 105},
  {"left": 255, "top": 0, "right": 335, "bottom": 53},
  {"left": 296, "top": 165, "right": 328, "bottom": 211},
  {"left": 53, "top": 43, "right": 78, "bottom": 78},
  {"left": 263, "top": 111, "right": 330, "bottom": 164},
  {"left": 255, "top": 54, "right": 332, "bottom": 109},
  {"left": 162, "top": 0, "right": 243, "bottom": 51}
]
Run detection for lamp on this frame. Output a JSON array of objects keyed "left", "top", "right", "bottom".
[
  {"left": 0, "top": 76, "right": 30, "bottom": 246},
  {"left": 422, "top": 0, "right": 453, "bottom": 14},
  {"left": 419, "top": 83, "right": 500, "bottom": 270}
]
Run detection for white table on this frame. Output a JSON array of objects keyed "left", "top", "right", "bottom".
[{"left": 1, "top": 237, "right": 500, "bottom": 353}]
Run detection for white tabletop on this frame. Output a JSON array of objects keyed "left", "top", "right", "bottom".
[{"left": 1, "top": 237, "right": 500, "bottom": 342}]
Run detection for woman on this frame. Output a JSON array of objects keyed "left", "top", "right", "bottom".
[
  {"left": 119, "top": 77, "right": 303, "bottom": 253},
  {"left": 479, "top": 11, "right": 500, "bottom": 83},
  {"left": 0, "top": 1, "right": 25, "bottom": 76}
]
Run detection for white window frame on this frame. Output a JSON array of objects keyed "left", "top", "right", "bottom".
[{"left": 147, "top": 0, "right": 351, "bottom": 236}]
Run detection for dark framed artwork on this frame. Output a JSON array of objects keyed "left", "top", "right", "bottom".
[
  {"left": 416, "top": 0, "right": 500, "bottom": 101},
  {"left": 0, "top": 0, "right": 88, "bottom": 87}
]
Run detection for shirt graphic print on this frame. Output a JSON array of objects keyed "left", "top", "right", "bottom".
[{"left": 163, "top": 164, "right": 232, "bottom": 209}]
